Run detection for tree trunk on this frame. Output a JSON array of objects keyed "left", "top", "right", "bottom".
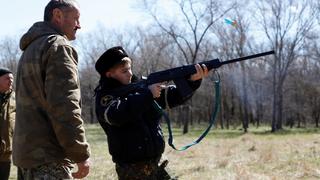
[
  {"left": 90, "top": 101, "right": 95, "bottom": 124},
  {"left": 256, "top": 100, "right": 262, "bottom": 128},
  {"left": 223, "top": 96, "right": 229, "bottom": 129},
  {"left": 276, "top": 84, "right": 283, "bottom": 130},
  {"left": 230, "top": 91, "right": 236, "bottom": 129},
  {"left": 312, "top": 106, "right": 320, "bottom": 128},
  {"left": 242, "top": 84, "right": 249, "bottom": 133},
  {"left": 220, "top": 97, "right": 224, "bottom": 129},
  {"left": 182, "top": 105, "right": 189, "bottom": 134},
  {"left": 271, "top": 67, "right": 277, "bottom": 132},
  {"left": 89, "top": 84, "right": 95, "bottom": 124},
  {"left": 297, "top": 113, "right": 301, "bottom": 128}
]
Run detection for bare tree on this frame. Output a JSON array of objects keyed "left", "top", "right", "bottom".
[
  {"left": 255, "top": 0, "right": 319, "bottom": 132},
  {"left": 304, "top": 33, "right": 320, "bottom": 127},
  {"left": 131, "top": 29, "right": 174, "bottom": 75},
  {"left": 0, "top": 36, "right": 20, "bottom": 74},
  {"left": 141, "top": 0, "right": 235, "bottom": 134},
  {"left": 211, "top": 1, "right": 267, "bottom": 132}
]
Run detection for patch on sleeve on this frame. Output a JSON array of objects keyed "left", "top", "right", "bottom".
[{"left": 100, "top": 95, "right": 114, "bottom": 107}]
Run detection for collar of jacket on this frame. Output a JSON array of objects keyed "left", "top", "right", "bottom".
[
  {"left": 100, "top": 77, "right": 124, "bottom": 90},
  {"left": 94, "top": 75, "right": 140, "bottom": 95},
  {"left": 0, "top": 91, "right": 11, "bottom": 105},
  {"left": 19, "top": 21, "right": 66, "bottom": 51}
]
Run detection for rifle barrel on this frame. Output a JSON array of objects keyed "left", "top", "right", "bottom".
[{"left": 220, "top": 50, "right": 275, "bottom": 65}]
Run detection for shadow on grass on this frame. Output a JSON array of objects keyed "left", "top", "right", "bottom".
[
  {"left": 161, "top": 124, "right": 320, "bottom": 139},
  {"left": 85, "top": 123, "right": 320, "bottom": 141},
  {"left": 161, "top": 126, "right": 246, "bottom": 139},
  {"left": 251, "top": 127, "right": 320, "bottom": 135}
]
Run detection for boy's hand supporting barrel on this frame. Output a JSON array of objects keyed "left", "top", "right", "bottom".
[{"left": 189, "top": 64, "right": 209, "bottom": 81}]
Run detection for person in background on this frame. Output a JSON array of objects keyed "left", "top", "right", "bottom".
[
  {"left": 13, "top": 0, "right": 90, "bottom": 179},
  {"left": 94, "top": 46, "right": 209, "bottom": 179},
  {"left": 0, "top": 68, "right": 15, "bottom": 180}
]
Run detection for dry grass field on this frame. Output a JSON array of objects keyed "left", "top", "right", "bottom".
[{"left": 10, "top": 124, "right": 320, "bottom": 180}]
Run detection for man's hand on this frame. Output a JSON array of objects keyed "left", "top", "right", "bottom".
[
  {"left": 190, "top": 64, "right": 209, "bottom": 81},
  {"left": 72, "top": 158, "right": 90, "bottom": 179}
]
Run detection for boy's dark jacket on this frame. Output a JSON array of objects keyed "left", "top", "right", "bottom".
[{"left": 95, "top": 76, "right": 201, "bottom": 164}]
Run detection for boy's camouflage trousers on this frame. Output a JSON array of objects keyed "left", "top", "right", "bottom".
[
  {"left": 19, "top": 162, "right": 73, "bottom": 180},
  {"left": 116, "top": 159, "right": 177, "bottom": 180}
]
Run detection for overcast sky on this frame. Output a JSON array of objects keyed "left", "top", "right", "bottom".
[{"left": 0, "top": 0, "right": 147, "bottom": 38}]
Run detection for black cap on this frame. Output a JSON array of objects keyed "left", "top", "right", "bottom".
[
  {"left": 0, "top": 67, "right": 12, "bottom": 77},
  {"left": 95, "top": 46, "right": 129, "bottom": 76}
]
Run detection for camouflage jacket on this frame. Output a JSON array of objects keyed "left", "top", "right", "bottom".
[
  {"left": 13, "top": 22, "right": 90, "bottom": 168},
  {"left": 0, "top": 91, "right": 15, "bottom": 162}
]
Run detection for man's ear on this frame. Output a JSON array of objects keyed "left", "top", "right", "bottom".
[{"left": 52, "top": 8, "right": 64, "bottom": 24}]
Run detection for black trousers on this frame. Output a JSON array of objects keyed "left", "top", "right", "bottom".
[{"left": 0, "top": 161, "right": 10, "bottom": 180}]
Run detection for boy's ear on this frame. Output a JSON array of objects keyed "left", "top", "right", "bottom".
[{"left": 105, "top": 71, "right": 111, "bottom": 78}]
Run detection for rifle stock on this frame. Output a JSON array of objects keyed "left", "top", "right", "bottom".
[{"left": 109, "top": 50, "right": 275, "bottom": 96}]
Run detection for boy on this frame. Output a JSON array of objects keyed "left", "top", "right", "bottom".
[{"left": 94, "top": 46, "right": 208, "bottom": 179}]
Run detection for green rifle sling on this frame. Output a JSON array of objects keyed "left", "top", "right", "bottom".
[{"left": 152, "top": 75, "right": 221, "bottom": 151}]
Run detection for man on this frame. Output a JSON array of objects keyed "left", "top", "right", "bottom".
[
  {"left": 13, "top": 0, "right": 90, "bottom": 179},
  {"left": 0, "top": 68, "right": 15, "bottom": 180}
]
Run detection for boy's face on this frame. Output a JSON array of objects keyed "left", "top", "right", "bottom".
[{"left": 106, "top": 62, "right": 133, "bottom": 85}]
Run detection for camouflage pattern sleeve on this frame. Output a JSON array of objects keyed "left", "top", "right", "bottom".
[{"left": 44, "top": 40, "right": 90, "bottom": 163}]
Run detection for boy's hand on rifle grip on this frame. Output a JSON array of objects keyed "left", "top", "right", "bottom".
[
  {"left": 190, "top": 64, "right": 209, "bottom": 81},
  {"left": 148, "top": 83, "right": 164, "bottom": 98}
]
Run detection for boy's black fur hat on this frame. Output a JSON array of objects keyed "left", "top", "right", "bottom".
[
  {"left": 95, "top": 46, "right": 129, "bottom": 76},
  {"left": 0, "top": 67, "right": 12, "bottom": 77}
]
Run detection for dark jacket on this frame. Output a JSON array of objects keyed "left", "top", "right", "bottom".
[{"left": 95, "top": 76, "right": 201, "bottom": 164}]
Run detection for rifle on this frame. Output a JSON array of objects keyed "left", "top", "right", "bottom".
[{"left": 109, "top": 50, "right": 275, "bottom": 97}]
